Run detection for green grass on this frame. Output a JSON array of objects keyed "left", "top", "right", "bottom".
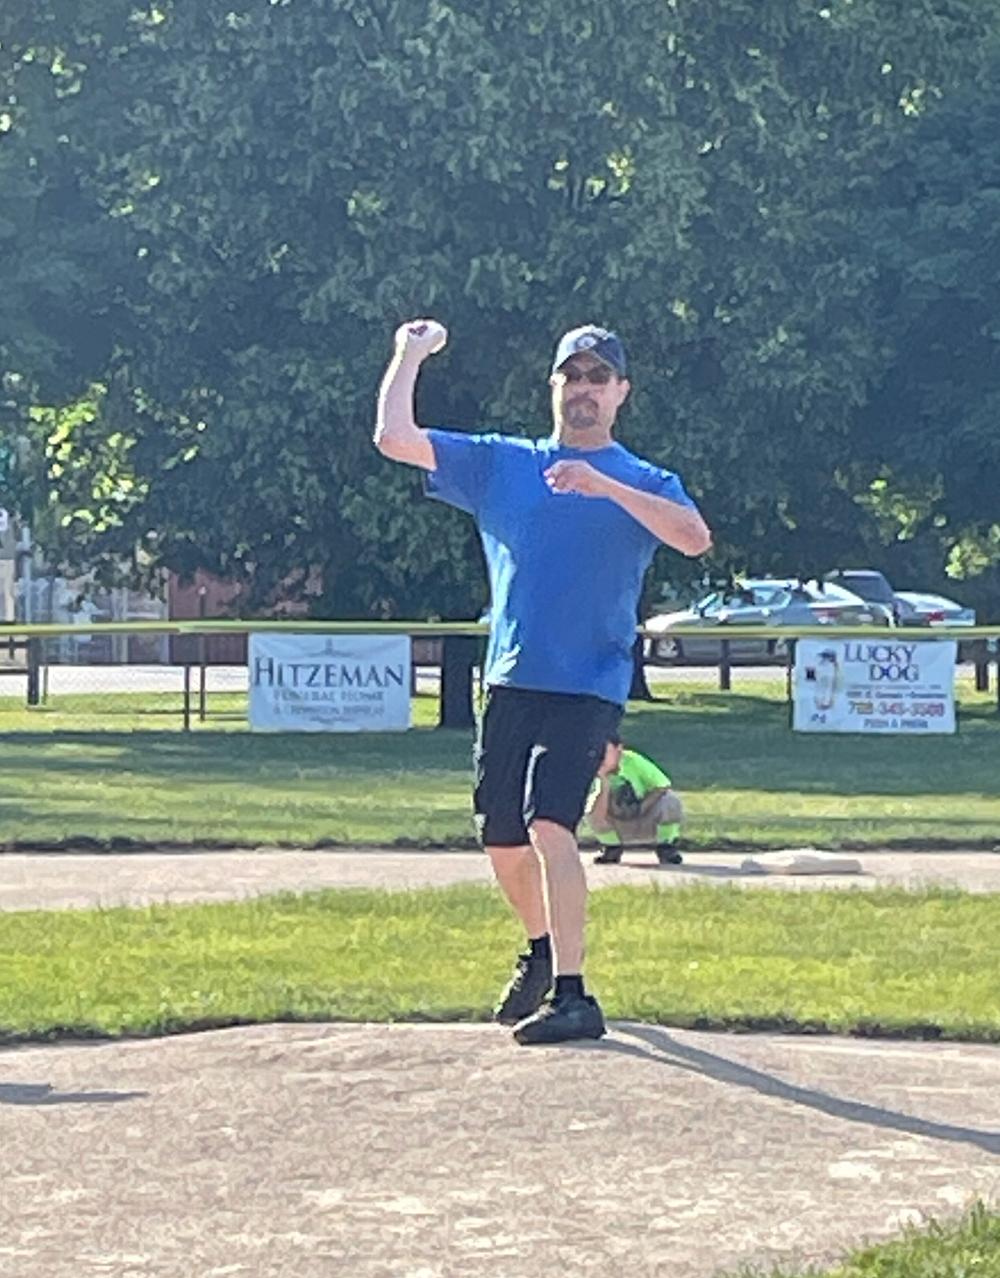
[
  {"left": 733, "top": 1203, "right": 1000, "bottom": 1276},
  {"left": 5, "top": 681, "right": 995, "bottom": 1275},
  {"left": 0, "top": 687, "right": 442, "bottom": 732},
  {"left": 1, "top": 883, "right": 998, "bottom": 1042},
  {"left": 1, "top": 681, "right": 998, "bottom": 848}
]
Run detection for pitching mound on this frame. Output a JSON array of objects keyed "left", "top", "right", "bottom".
[{"left": 2, "top": 1021, "right": 998, "bottom": 1276}]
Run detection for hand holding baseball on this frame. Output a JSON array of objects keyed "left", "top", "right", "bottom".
[
  {"left": 544, "top": 460, "right": 614, "bottom": 499},
  {"left": 395, "top": 318, "right": 448, "bottom": 360}
]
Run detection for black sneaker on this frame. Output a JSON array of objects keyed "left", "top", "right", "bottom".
[
  {"left": 656, "top": 844, "right": 683, "bottom": 865},
  {"left": 593, "top": 848, "right": 622, "bottom": 865},
  {"left": 493, "top": 951, "right": 552, "bottom": 1025},
  {"left": 512, "top": 993, "right": 606, "bottom": 1045}
]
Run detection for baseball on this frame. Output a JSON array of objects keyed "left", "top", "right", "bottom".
[
  {"left": 398, "top": 318, "right": 448, "bottom": 355},
  {"left": 427, "top": 324, "right": 447, "bottom": 353}
]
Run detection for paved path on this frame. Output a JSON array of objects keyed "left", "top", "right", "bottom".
[{"left": 2, "top": 846, "right": 1000, "bottom": 913}]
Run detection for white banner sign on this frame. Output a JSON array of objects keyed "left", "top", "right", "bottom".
[
  {"left": 793, "top": 637, "right": 957, "bottom": 734},
  {"left": 248, "top": 633, "right": 411, "bottom": 732}
]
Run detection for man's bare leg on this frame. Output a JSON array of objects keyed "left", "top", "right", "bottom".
[
  {"left": 512, "top": 818, "right": 605, "bottom": 1043},
  {"left": 527, "top": 819, "right": 586, "bottom": 974},
  {"left": 488, "top": 844, "right": 547, "bottom": 938},
  {"left": 488, "top": 844, "right": 553, "bottom": 1025}
]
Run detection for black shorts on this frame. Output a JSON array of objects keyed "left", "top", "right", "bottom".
[{"left": 473, "top": 686, "right": 623, "bottom": 847}]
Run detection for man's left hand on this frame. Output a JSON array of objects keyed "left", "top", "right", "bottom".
[{"left": 544, "top": 460, "right": 615, "bottom": 498}]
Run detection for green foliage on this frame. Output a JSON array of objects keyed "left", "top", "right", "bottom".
[{"left": 2, "top": 1, "right": 998, "bottom": 615}]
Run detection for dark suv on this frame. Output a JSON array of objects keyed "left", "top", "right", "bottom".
[{"left": 823, "top": 570, "right": 900, "bottom": 624}]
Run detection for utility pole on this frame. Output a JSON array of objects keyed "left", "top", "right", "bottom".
[
  {"left": 16, "top": 522, "right": 33, "bottom": 623},
  {"left": 0, "top": 505, "right": 13, "bottom": 623}
]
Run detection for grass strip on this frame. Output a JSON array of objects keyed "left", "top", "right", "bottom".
[
  {"left": 1, "top": 682, "right": 999, "bottom": 848},
  {"left": 732, "top": 1201, "right": 1000, "bottom": 1276},
  {"left": 1, "top": 883, "right": 997, "bottom": 1043}
]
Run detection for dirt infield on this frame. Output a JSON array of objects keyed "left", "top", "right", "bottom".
[
  {"left": 2, "top": 1022, "right": 998, "bottom": 1277},
  {"left": 3, "top": 845, "right": 1000, "bottom": 913},
  {"left": 1, "top": 848, "right": 999, "bottom": 1276}
]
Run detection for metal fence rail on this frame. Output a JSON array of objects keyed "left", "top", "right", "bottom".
[{"left": 0, "top": 621, "right": 997, "bottom": 730}]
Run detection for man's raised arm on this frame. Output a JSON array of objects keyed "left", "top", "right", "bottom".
[{"left": 373, "top": 319, "right": 448, "bottom": 471}]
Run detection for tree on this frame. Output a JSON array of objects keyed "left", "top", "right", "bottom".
[
  {"left": 3, "top": 0, "right": 997, "bottom": 618},
  {"left": 854, "top": 47, "right": 1000, "bottom": 615}
]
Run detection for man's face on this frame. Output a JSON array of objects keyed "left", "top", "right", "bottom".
[{"left": 550, "top": 352, "right": 630, "bottom": 438}]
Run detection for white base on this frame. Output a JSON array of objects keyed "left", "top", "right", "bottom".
[{"left": 741, "top": 849, "right": 864, "bottom": 876}]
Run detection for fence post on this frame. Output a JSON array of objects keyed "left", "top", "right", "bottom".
[
  {"left": 182, "top": 663, "right": 191, "bottom": 732},
  {"left": 197, "top": 586, "right": 208, "bottom": 721},
  {"left": 25, "top": 637, "right": 41, "bottom": 706},
  {"left": 197, "top": 633, "right": 208, "bottom": 722},
  {"left": 718, "top": 638, "right": 732, "bottom": 691}
]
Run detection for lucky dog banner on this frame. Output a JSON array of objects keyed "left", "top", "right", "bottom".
[{"left": 793, "top": 637, "right": 957, "bottom": 734}]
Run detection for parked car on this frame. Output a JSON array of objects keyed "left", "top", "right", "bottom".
[
  {"left": 894, "top": 591, "right": 976, "bottom": 627},
  {"left": 823, "top": 569, "right": 899, "bottom": 624},
  {"left": 644, "top": 578, "right": 888, "bottom": 665}
]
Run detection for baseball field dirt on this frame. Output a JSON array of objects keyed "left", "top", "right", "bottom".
[{"left": 1, "top": 847, "right": 998, "bottom": 1277}]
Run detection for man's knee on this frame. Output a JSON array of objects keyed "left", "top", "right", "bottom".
[
  {"left": 529, "top": 817, "right": 578, "bottom": 857},
  {"left": 488, "top": 843, "right": 534, "bottom": 868},
  {"left": 657, "top": 791, "right": 684, "bottom": 826}
]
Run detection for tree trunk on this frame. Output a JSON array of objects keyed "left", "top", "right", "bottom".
[{"left": 628, "top": 633, "right": 654, "bottom": 701}]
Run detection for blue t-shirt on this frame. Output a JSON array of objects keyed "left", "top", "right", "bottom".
[{"left": 425, "top": 431, "right": 697, "bottom": 706}]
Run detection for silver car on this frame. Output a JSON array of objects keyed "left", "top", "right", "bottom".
[
  {"left": 644, "top": 578, "right": 887, "bottom": 665},
  {"left": 894, "top": 591, "right": 976, "bottom": 627}
]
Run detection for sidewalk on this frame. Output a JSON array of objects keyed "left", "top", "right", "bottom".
[{"left": 2, "top": 845, "right": 999, "bottom": 913}]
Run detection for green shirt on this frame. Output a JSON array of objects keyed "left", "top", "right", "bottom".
[
  {"left": 611, "top": 749, "right": 671, "bottom": 799},
  {"left": 587, "top": 748, "right": 672, "bottom": 817}
]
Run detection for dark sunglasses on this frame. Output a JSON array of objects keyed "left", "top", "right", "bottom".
[{"left": 559, "top": 364, "right": 615, "bottom": 385}]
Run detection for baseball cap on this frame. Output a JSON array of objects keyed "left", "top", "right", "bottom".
[{"left": 551, "top": 325, "right": 627, "bottom": 377}]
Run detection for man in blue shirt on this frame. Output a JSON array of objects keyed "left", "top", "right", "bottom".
[{"left": 375, "top": 319, "right": 711, "bottom": 1044}]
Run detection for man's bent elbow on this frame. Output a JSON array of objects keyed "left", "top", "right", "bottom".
[
  {"left": 373, "top": 423, "right": 435, "bottom": 470},
  {"left": 374, "top": 416, "right": 406, "bottom": 456},
  {"left": 375, "top": 435, "right": 411, "bottom": 464}
]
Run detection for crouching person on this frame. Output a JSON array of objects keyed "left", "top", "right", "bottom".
[{"left": 586, "top": 735, "right": 684, "bottom": 865}]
